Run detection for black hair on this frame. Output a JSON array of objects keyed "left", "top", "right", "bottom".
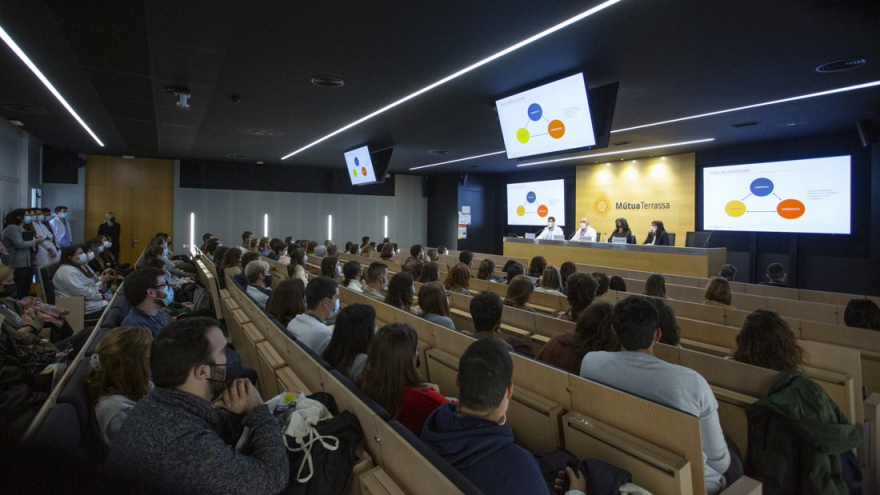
[
  {"left": 560, "top": 262, "right": 578, "bottom": 290},
  {"left": 305, "top": 276, "right": 339, "bottom": 310},
  {"left": 612, "top": 296, "right": 660, "bottom": 350},
  {"left": 54, "top": 205, "right": 69, "bottom": 213},
  {"left": 322, "top": 304, "right": 376, "bottom": 375},
  {"left": 419, "top": 262, "right": 440, "bottom": 283},
  {"left": 652, "top": 220, "right": 665, "bottom": 233},
  {"left": 592, "top": 272, "right": 610, "bottom": 296},
  {"left": 240, "top": 251, "right": 261, "bottom": 270},
  {"left": 844, "top": 299, "right": 880, "bottom": 330},
  {"left": 384, "top": 272, "right": 415, "bottom": 310},
  {"left": 528, "top": 256, "right": 547, "bottom": 278},
  {"left": 614, "top": 218, "right": 630, "bottom": 231},
  {"left": 123, "top": 267, "right": 166, "bottom": 307},
  {"left": 367, "top": 262, "right": 388, "bottom": 283},
  {"left": 151, "top": 317, "right": 222, "bottom": 388},
  {"left": 609, "top": 275, "right": 627, "bottom": 292},
  {"left": 719, "top": 264, "right": 737, "bottom": 281},
  {"left": 505, "top": 262, "right": 524, "bottom": 283},
  {"left": 547, "top": 216, "right": 555, "bottom": 222},
  {"left": 320, "top": 255, "right": 339, "bottom": 278},
  {"left": 341, "top": 260, "right": 362, "bottom": 287},
  {"left": 458, "top": 339, "right": 513, "bottom": 412},
  {"left": 470, "top": 291, "right": 503, "bottom": 333},
  {"left": 648, "top": 298, "right": 680, "bottom": 346},
  {"left": 767, "top": 263, "right": 785, "bottom": 281},
  {"left": 459, "top": 250, "right": 474, "bottom": 266},
  {"left": 409, "top": 244, "right": 423, "bottom": 257},
  {"left": 565, "top": 273, "right": 598, "bottom": 317}
]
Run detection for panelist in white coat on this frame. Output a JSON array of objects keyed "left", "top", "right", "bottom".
[
  {"left": 569, "top": 218, "right": 598, "bottom": 241},
  {"left": 537, "top": 216, "right": 565, "bottom": 240}
]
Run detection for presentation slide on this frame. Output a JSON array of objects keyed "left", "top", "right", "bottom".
[
  {"left": 344, "top": 145, "right": 377, "bottom": 185},
  {"left": 702, "top": 155, "right": 851, "bottom": 234},
  {"left": 496, "top": 73, "right": 596, "bottom": 160},
  {"left": 507, "top": 179, "right": 566, "bottom": 226}
]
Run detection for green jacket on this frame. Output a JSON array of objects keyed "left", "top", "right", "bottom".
[{"left": 745, "top": 371, "right": 860, "bottom": 494}]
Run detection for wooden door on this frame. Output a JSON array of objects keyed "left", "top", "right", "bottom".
[{"left": 86, "top": 156, "right": 174, "bottom": 265}]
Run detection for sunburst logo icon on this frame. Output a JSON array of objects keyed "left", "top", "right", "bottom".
[{"left": 593, "top": 195, "right": 612, "bottom": 216}]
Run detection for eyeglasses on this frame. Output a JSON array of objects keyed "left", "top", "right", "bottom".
[{"left": 153, "top": 283, "right": 171, "bottom": 290}]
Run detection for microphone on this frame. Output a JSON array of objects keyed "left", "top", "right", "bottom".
[{"left": 702, "top": 231, "right": 714, "bottom": 248}]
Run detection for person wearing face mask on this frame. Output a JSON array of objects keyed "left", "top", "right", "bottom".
[
  {"left": 31, "top": 208, "right": 59, "bottom": 266},
  {"left": 2, "top": 208, "right": 44, "bottom": 299},
  {"left": 569, "top": 217, "right": 598, "bottom": 242},
  {"left": 363, "top": 261, "right": 388, "bottom": 301},
  {"left": 97, "top": 212, "right": 121, "bottom": 261},
  {"left": 288, "top": 248, "right": 309, "bottom": 287},
  {"left": 244, "top": 260, "right": 273, "bottom": 309},
  {"left": 286, "top": 276, "right": 339, "bottom": 354},
  {"left": 536, "top": 216, "right": 565, "bottom": 240},
  {"left": 607, "top": 217, "right": 634, "bottom": 244},
  {"left": 642, "top": 220, "right": 670, "bottom": 246},
  {"left": 53, "top": 244, "right": 112, "bottom": 319},
  {"left": 49, "top": 206, "right": 72, "bottom": 249},
  {"left": 105, "top": 317, "right": 289, "bottom": 494},
  {"left": 120, "top": 268, "right": 173, "bottom": 337}
]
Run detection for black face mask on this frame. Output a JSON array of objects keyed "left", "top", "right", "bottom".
[
  {"left": 1, "top": 284, "right": 17, "bottom": 299},
  {"left": 206, "top": 363, "right": 228, "bottom": 398},
  {"left": 109, "top": 216, "right": 116, "bottom": 223}
]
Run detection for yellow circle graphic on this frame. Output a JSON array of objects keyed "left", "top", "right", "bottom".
[
  {"left": 516, "top": 205, "right": 526, "bottom": 217},
  {"left": 725, "top": 200, "right": 747, "bottom": 217},
  {"left": 593, "top": 195, "right": 612, "bottom": 217},
  {"left": 516, "top": 128, "right": 530, "bottom": 144}
]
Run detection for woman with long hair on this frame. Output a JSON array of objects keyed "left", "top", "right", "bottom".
[
  {"left": 642, "top": 274, "right": 667, "bottom": 299},
  {"left": 384, "top": 272, "right": 418, "bottom": 314},
  {"left": 476, "top": 259, "right": 496, "bottom": 281},
  {"left": 733, "top": 310, "right": 806, "bottom": 372},
  {"left": 379, "top": 243, "right": 395, "bottom": 260},
  {"left": 358, "top": 323, "right": 447, "bottom": 435},
  {"left": 418, "top": 282, "right": 455, "bottom": 330},
  {"left": 607, "top": 217, "right": 633, "bottom": 244},
  {"left": 443, "top": 263, "right": 471, "bottom": 295},
  {"left": 418, "top": 262, "right": 440, "bottom": 284},
  {"left": 266, "top": 279, "right": 306, "bottom": 327},
  {"left": 558, "top": 273, "right": 598, "bottom": 322},
  {"left": 54, "top": 244, "right": 111, "bottom": 319},
  {"left": 504, "top": 276, "right": 535, "bottom": 312},
  {"left": 527, "top": 256, "right": 547, "bottom": 278},
  {"left": 219, "top": 248, "right": 243, "bottom": 274},
  {"left": 703, "top": 277, "right": 734, "bottom": 308},
  {"left": 341, "top": 260, "right": 364, "bottom": 293},
  {"left": 322, "top": 304, "right": 375, "bottom": 382},
  {"left": 289, "top": 248, "right": 309, "bottom": 286},
  {"left": 2, "top": 208, "right": 41, "bottom": 298},
  {"left": 320, "top": 255, "right": 340, "bottom": 279},
  {"left": 538, "top": 302, "right": 619, "bottom": 374},
  {"left": 535, "top": 266, "right": 564, "bottom": 295},
  {"left": 85, "top": 326, "right": 153, "bottom": 446}
]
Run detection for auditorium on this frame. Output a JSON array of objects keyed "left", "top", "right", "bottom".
[{"left": 1, "top": 1, "right": 879, "bottom": 494}]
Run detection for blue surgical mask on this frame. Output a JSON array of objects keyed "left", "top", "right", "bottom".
[
  {"left": 60, "top": 212, "right": 68, "bottom": 219},
  {"left": 37, "top": 215, "right": 44, "bottom": 221},
  {"left": 260, "top": 249, "right": 270, "bottom": 256},
  {"left": 24, "top": 216, "right": 32, "bottom": 224},
  {"left": 164, "top": 247, "right": 169, "bottom": 255},
  {"left": 336, "top": 266, "right": 342, "bottom": 276},
  {"left": 98, "top": 245, "right": 105, "bottom": 253},
  {"left": 328, "top": 298, "right": 340, "bottom": 319},
  {"left": 303, "top": 255, "right": 308, "bottom": 263},
  {"left": 103, "top": 241, "right": 111, "bottom": 248},
  {"left": 87, "top": 251, "right": 95, "bottom": 261},
  {"left": 160, "top": 286, "right": 174, "bottom": 306},
  {"left": 380, "top": 279, "right": 387, "bottom": 290},
  {"left": 264, "top": 274, "right": 273, "bottom": 287}
]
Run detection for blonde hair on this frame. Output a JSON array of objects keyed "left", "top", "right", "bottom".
[{"left": 704, "top": 277, "right": 733, "bottom": 305}]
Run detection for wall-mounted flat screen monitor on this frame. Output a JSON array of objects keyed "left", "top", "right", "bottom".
[{"left": 344, "top": 145, "right": 378, "bottom": 185}]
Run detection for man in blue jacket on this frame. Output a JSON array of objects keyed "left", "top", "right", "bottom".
[{"left": 421, "top": 339, "right": 586, "bottom": 495}]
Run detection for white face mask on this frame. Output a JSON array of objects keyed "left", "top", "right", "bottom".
[
  {"left": 76, "top": 253, "right": 88, "bottom": 264},
  {"left": 87, "top": 251, "right": 95, "bottom": 261},
  {"left": 580, "top": 222, "right": 586, "bottom": 228},
  {"left": 651, "top": 225, "right": 657, "bottom": 233},
  {"left": 103, "top": 241, "right": 111, "bottom": 248},
  {"left": 37, "top": 215, "right": 44, "bottom": 221}
]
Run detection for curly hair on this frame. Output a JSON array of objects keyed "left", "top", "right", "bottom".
[{"left": 734, "top": 310, "right": 806, "bottom": 372}]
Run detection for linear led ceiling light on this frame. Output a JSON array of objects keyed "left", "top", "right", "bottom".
[
  {"left": 612, "top": 80, "right": 880, "bottom": 134},
  {"left": 0, "top": 25, "right": 104, "bottom": 147},
  {"left": 409, "top": 150, "right": 507, "bottom": 171},
  {"left": 517, "top": 138, "right": 715, "bottom": 167},
  {"left": 281, "top": 0, "right": 624, "bottom": 160}
]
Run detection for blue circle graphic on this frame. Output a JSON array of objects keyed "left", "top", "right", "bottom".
[
  {"left": 354, "top": 157, "right": 360, "bottom": 166},
  {"left": 750, "top": 178, "right": 774, "bottom": 197},
  {"left": 527, "top": 103, "right": 543, "bottom": 122},
  {"left": 526, "top": 191, "right": 537, "bottom": 203}
]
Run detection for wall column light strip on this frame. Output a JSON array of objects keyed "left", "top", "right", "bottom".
[
  {"left": 517, "top": 138, "right": 716, "bottom": 167},
  {"left": 189, "top": 213, "right": 195, "bottom": 256},
  {"left": 0, "top": 25, "right": 104, "bottom": 147},
  {"left": 280, "top": 0, "right": 624, "bottom": 159},
  {"left": 384, "top": 216, "right": 389, "bottom": 239},
  {"left": 264, "top": 214, "right": 269, "bottom": 237},
  {"left": 328, "top": 215, "right": 333, "bottom": 242}
]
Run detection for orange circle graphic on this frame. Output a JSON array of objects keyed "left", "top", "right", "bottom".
[
  {"left": 548, "top": 120, "right": 565, "bottom": 139},
  {"left": 537, "top": 205, "right": 549, "bottom": 217},
  {"left": 777, "top": 199, "right": 805, "bottom": 219}
]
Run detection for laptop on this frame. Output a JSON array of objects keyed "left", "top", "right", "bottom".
[
  {"left": 578, "top": 235, "right": 595, "bottom": 242},
  {"left": 611, "top": 236, "right": 628, "bottom": 244},
  {"left": 525, "top": 233, "right": 536, "bottom": 239},
  {"left": 551, "top": 235, "right": 565, "bottom": 240}
]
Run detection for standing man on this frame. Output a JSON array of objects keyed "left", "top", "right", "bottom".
[
  {"left": 537, "top": 216, "right": 564, "bottom": 240},
  {"left": 98, "top": 212, "right": 121, "bottom": 261},
  {"left": 49, "top": 205, "right": 72, "bottom": 249},
  {"left": 569, "top": 217, "right": 598, "bottom": 241}
]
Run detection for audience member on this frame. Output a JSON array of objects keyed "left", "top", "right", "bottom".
[
  {"left": 289, "top": 248, "right": 309, "bottom": 286},
  {"left": 733, "top": 310, "right": 805, "bottom": 372},
  {"left": 106, "top": 317, "right": 288, "bottom": 494},
  {"left": 379, "top": 243, "right": 395, "bottom": 260},
  {"left": 287, "top": 276, "right": 338, "bottom": 353},
  {"left": 54, "top": 244, "right": 111, "bottom": 319},
  {"left": 361, "top": 244, "right": 374, "bottom": 257},
  {"left": 402, "top": 244, "right": 426, "bottom": 280},
  {"left": 326, "top": 244, "right": 339, "bottom": 257},
  {"left": 85, "top": 326, "right": 152, "bottom": 447},
  {"left": 649, "top": 298, "right": 681, "bottom": 347},
  {"left": 121, "top": 268, "right": 171, "bottom": 336},
  {"left": 49, "top": 205, "right": 72, "bottom": 249},
  {"left": 444, "top": 263, "right": 471, "bottom": 295},
  {"left": 459, "top": 250, "right": 474, "bottom": 268},
  {"left": 359, "top": 323, "right": 447, "bottom": 436},
  {"left": 359, "top": 236, "right": 371, "bottom": 252},
  {"left": 643, "top": 273, "right": 667, "bottom": 298},
  {"left": 759, "top": 263, "right": 787, "bottom": 287},
  {"left": 580, "top": 296, "right": 731, "bottom": 494},
  {"left": 385, "top": 272, "right": 418, "bottom": 315},
  {"left": 418, "top": 262, "right": 440, "bottom": 283},
  {"left": 273, "top": 242, "right": 290, "bottom": 265},
  {"left": 418, "top": 282, "right": 455, "bottom": 330},
  {"left": 2, "top": 208, "right": 40, "bottom": 298},
  {"left": 437, "top": 245, "right": 447, "bottom": 255},
  {"left": 592, "top": 272, "right": 610, "bottom": 297},
  {"left": 503, "top": 276, "right": 535, "bottom": 312},
  {"left": 609, "top": 275, "right": 627, "bottom": 292},
  {"left": 719, "top": 264, "right": 737, "bottom": 282},
  {"left": 322, "top": 303, "right": 375, "bottom": 383},
  {"left": 537, "top": 301, "right": 619, "bottom": 374},
  {"left": 233, "top": 252, "right": 260, "bottom": 290},
  {"left": 340, "top": 260, "right": 364, "bottom": 293},
  {"left": 843, "top": 299, "right": 880, "bottom": 330},
  {"left": 266, "top": 279, "right": 306, "bottom": 327},
  {"left": 426, "top": 248, "right": 439, "bottom": 263},
  {"left": 527, "top": 256, "right": 546, "bottom": 278},
  {"left": 476, "top": 259, "right": 496, "bottom": 281},
  {"left": 199, "top": 233, "right": 214, "bottom": 252},
  {"left": 219, "top": 248, "right": 243, "bottom": 275},
  {"left": 704, "top": 277, "right": 735, "bottom": 309},
  {"left": 33, "top": 208, "right": 58, "bottom": 266},
  {"left": 241, "top": 231, "right": 253, "bottom": 248},
  {"left": 559, "top": 273, "right": 597, "bottom": 322},
  {"left": 347, "top": 243, "right": 358, "bottom": 255},
  {"left": 469, "top": 292, "right": 531, "bottom": 356},
  {"left": 320, "top": 255, "right": 340, "bottom": 279},
  {"left": 245, "top": 260, "right": 273, "bottom": 308},
  {"left": 560, "top": 262, "right": 577, "bottom": 291},
  {"left": 363, "top": 262, "right": 388, "bottom": 301},
  {"left": 535, "top": 266, "right": 564, "bottom": 294},
  {"left": 504, "top": 263, "right": 524, "bottom": 284}
]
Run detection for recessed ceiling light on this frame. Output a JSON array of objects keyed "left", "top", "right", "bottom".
[
  {"left": 0, "top": 103, "right": 45, "bottom": 114},
  {"left": 429, "top": 150, "right": 450, "bottom": 155},
  {"left": 283, "top": 0, "right": 624, "bottom": 160},
  {"left": 731, "top": 121, "right": 760, "bottom": 128},
  {"left": 9, "top": 119, "right": 24, "bottom": 127},
  {"left": 0, "top": 25, "right": 104, "bottom": 146},
  {"left": 256, "top": 161, "right": 264, "bottom": 165},
  {"left": 122, "top": 155, "right": 135, "bottom": 159},
  {"left": 612, "top": 80, "right": 880, "bottom": 134},
  {"left": 311, "top": 76, "right": 345, "bottom": 88},
  {"left": 226, "top": 154, "right": 246, "bottom": 159},
  {"left": 517, "top": 138, "right": 715, "bottom": 167},
  {"left": 251, "top": 130, "right": 280, "bottom": 137},
  {"left": 409, "top": 150, "right": 506, "bottom": 171},
  {"left": 816, "top": 58, "right": 867, "bottom": 73}
]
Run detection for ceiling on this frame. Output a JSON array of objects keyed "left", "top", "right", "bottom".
[{"left": 0, "top": 0, "right": 878, "bottom": 175}]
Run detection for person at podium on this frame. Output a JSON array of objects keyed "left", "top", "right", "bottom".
[
  {"left": 569, "top": 218, "right": 597, "bottom": 241},
  {"left": 536, "top": 217, "right": 565, "bottom": 240}
]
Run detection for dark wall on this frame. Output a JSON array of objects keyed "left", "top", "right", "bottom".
[
  {"left": 426, "top": 174, "right": 459, "bottom": 250},
  {"left": 41, "top": 147, "right": 83, "bottom": 184},
  {"left": 457, "top": 174, "right": 505, "bottom": 255},
  {"left": 179, "top": 159, "right": 395, "bottom": 196}
]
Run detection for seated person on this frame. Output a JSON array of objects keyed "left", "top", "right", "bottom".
[
  {"left": 642, "top": 220, "right": 670, "bottom": 245},
  {"left": 402, "top": 244, "right": 426, "bottom": 280},
  {"left": 379, "top": 243, "right": 395, "bottom": 260},
  {"left": 759, "top": 262, "right": 788, "bottom": 287},
  {"left": 642, "top": 273, "right": 667, "bottom": 298},
  {"left": 273, "top": 242, "right": 290, "bottom": 265},
  {"left": 558, "top": 273, "right": 598, "bottom": 322},
  {"left": 733, "top": 310, "right": 806, "bottom": 372},
  {"left": 580, "top": 296, "right": 731, "bottom": 494},
  {"left": 503, "top": 275, "right": 535, "bottom": 312},
  {"left": 121, "top": 268, "right": 172, "bottom": 336},
  {"left": 458, "top": 250, "right": 474, "bottom": 269},
  {"left": 340, "top": 260, "right": 364, "bottom": 293},
  {"left": 85, "top": 326, "right": 152, "bottom": 446},
  {"left": 362, "top": 262, "right": 388, "bottom": 301},
  {"left": 609, "top": 275, "right": 627, "bottom": 292},
  {"left": 504, "top": 262, "right": 524, "bottom": 284},
  {"left": 536, "top": 217, "right": 564, "bottom": 240},
  {"left": 421, "top": 339, "right": 587, "bottom": 495},
  {"left": 703, "top": 277, "right": 735, "bottom": 309},
  {"left": 359, "top": 323, "right": 447, "bottom": 436},
  {"left": 607, "top": 217, "right": 634, "bottom": 244},
  {"left": 569, "top": 217, "right": 597, "bottom": 241},
  {"left": 320, "top": 255, "right": 339, "bottom": 279},
  {"left": 322, "top": 304, "right": 375, "bottom": 383},
  {"left": 245, "top": 260, "right": 273, "bottom": 308},
  {"left": 53, "top": 244, "right": 111, "bottom": 320},
  {"left": 719, "top": 264, "right": 737, "bottom": 282},
  {"left": 537, "top": 302, "right": 619, "bottom": 374},
  {"left": 287, "top": 276, "right": 338, "bottom": 354},
  {"left": 418, "top": 282, "right": 455, "bottom": 330},
  {"left": 560, "top": 262, "right": 577, "bottom": 291},
  {"left": 475, "top": 259, "right": 497, "bottom": 282},
  {"left": 469, "top": 292, "right": 532, "bottom": 357},
  {"left": 527, "top": 256, "right": 546, "bottom": 278},
  {"left": 426, "top": 248, "right": 439, "bottom": 263},
  {"left": 443, "top": 263, "right": 471, "bottom": 295},
  {"left": 535, "top": 266, "right": 564, "bottom": 295},
  {"left": 266, "top": 279, "right": 306, "bottom": 327},
  {"left": 650, "top": 298, "right": 681, "bottom": 347},
  {"left": 591, "top": 272, "right": 610, "bottom": 297},
  {"left": 385, "top": 272, "right": 419, "bottom": 315},
  {"left": 418, "top": 262, "right": 440, "bottom": 283},
  {"left": 843, "top": 299, "right": 880, "bottom": 330},
  {"left": 437, "top": 245, "right": 447, "bottom": 255},
  {"left": 234, "top": 252, "right": 261, "bottom": 291},
  {"left": 106, "top": 317, "right": 288, "bottom": 494}
]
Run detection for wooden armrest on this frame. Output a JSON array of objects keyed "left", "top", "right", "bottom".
[{"left": 720, "top": 476, "right": 762, "bottom": 495}]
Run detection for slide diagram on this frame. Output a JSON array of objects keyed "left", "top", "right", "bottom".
[
  {"left": 515, "top": 190, "right": 549, "bottom": 219},
  {"left": 507, "top": 179, "right": 565, "bottom": 226},
  {"left": 515, "top": 103, "right": 565, "bottom": 144},
  {"left": 351, "top": 156, "right": 369, "bottom": 179},
  {"left": 724, "top": 178, "right": 805, "bottom": 220}
]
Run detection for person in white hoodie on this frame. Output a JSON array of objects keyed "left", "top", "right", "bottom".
[{"left": 286, "top": 276, "right": 338, "bottom": 354}]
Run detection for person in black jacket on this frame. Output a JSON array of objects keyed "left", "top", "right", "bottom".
[
  {"left": 607, "top": 217, "right": 634, "bottom": 244},
  {"left": 97, "top": 212, "right": 121, "bottom": 261},
  {"left": 643, "top": 220, "right": 670, "bottom": 246}
]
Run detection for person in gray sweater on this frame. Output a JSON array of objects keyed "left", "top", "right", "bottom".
[{"left": 106, "top": 317, "right": 288, "bottom": 494}]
